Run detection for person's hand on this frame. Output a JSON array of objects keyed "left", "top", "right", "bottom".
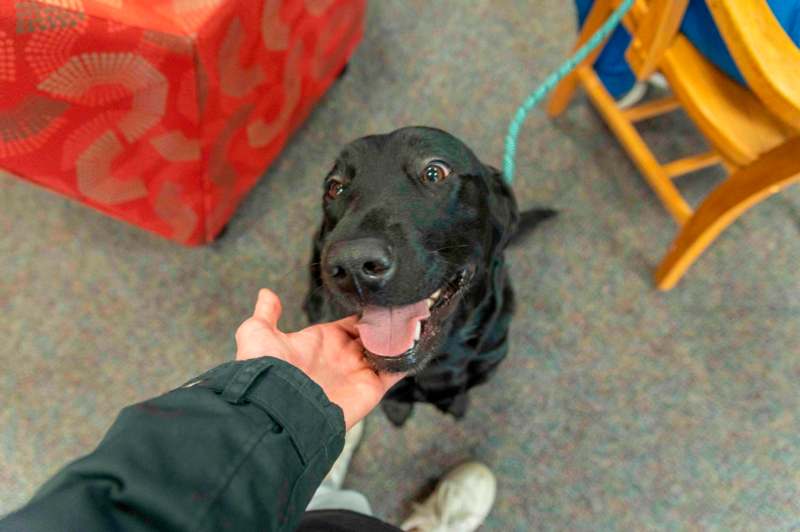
[{"left": 235, "top": 289, "right": 406, "bottom": 430}]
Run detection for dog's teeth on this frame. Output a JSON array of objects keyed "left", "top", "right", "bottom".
[
  {"left": 431, "top": 289, "right": 442, "bottom": 300},
  {"left": 426, "top": 298, "right": 435, "bottom": 309},
  {"left": 414, "top": 321, "right": 422, "bottom": 341}
]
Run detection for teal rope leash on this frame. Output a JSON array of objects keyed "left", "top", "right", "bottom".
[{"left": 503, "top": 0, "right": 635, "bottom": 183}]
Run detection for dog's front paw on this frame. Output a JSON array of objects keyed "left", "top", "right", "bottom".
[{"left": 381, "top": 399, "right": 414, "bottom": 427}]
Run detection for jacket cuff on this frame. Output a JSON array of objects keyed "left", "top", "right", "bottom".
[{"left": 189, "top": 357, "right": 346, "bottom": 464}]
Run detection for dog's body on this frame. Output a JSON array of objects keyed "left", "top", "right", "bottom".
[{"left": 304, "top": 127, "right": 553, "bottom": 426}]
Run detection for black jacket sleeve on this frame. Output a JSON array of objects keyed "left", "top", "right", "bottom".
[{"left": 0, "top": 357, "right": 346, "bottom": 532}]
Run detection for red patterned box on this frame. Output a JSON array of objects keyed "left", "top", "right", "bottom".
[{"left": 0, "top": 0, "right": 365, "bottom": 244}]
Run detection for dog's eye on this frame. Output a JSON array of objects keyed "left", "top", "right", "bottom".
[
  {"left": 421, "top": 161, "right": 451, "bottom": 183},
  {"left": 326, "top": 178, "right": 346, "bottom": 199}
]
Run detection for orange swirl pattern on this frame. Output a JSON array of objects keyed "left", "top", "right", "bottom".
[{"left": 0, "top": 0, "right": 365, "bottom": 244}]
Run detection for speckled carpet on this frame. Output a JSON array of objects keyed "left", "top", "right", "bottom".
[{"left": 2, "top": 2, "right": 799, "bottom": 530}]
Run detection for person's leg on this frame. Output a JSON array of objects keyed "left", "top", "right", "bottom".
[
  {"left": 300, "top": 422, "right": 404, "bottom": 530},
  {"left": 305, "top": 482, "right": 373, "bottom": 516},
  {"left": 297, "top": 509, "right": 403, "bottom": 532},
  {"left": 574, "top": 0, "right": 638, "bottom": 100},
  {"left": 305, "top": 437, "right": 497, "bottom": 531},
  {"left": 400, "top": 461, "right": 497, "bottom": 532},
  {"left": 305, "top": 421, "right": 373, "bottom": 516}
]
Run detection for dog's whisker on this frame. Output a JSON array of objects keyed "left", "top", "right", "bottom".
[
  {"left": 428, "top": 244, "right": 472, "bottom": 253},
  {"left": 421, "top": 250, "right": 469, "bottom": 270},
  {"left": 266, "top": 259, "right": 320, "bottom": 287},
  {"left": 437, "top": 258, "right": 466, "bottom": 270},
  {"left": 308, "top": 283, "right": 336, "bottom": 305}
]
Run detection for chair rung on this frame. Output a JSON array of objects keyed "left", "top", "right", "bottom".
[
  {"left": 577, "top": 66, "right": 693, "bottom": 224},
  {"left": 622, "top": 96, "right": 681, "bottom": 122},
  {"left": 663, "top": 151, "right": 722, "bottom": 178}
]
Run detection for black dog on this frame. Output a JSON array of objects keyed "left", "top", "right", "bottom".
[{"left": 304, "top": 126, "right": 554, "bottom": 426}]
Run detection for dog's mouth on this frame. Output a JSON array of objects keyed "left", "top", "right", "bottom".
[{"left": 356, "top": 267, "right": 474, "bottom": 373}]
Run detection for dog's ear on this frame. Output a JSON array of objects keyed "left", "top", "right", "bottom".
[
  {"left": 303, "top": 218, "right": 330, "bottom": 323},
  {"left": 483, "top": 164, "right": 520, "bottom": 251}
]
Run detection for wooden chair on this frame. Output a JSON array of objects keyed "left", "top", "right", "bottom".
[{"left": 548, "top": 0, "right": 800, "bottom": 290}]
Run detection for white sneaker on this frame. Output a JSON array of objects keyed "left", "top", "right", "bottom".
[
  {"left": 615, "top": 72, "right": 671, "bottom": 110},
  {"left": 648, "top": 72, "right": 669, "bottom": 90},
  {"left": 616, "top": 81, "right": 647, "bottom": 109},
  {"left": 400, "top": 461, "right": 497, "bottom": 532},
  {"left": 324, "top": 421, "right": 364, "bottom": 489}
]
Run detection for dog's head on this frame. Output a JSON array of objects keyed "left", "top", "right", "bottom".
[{"left": 308, "top": 126, "right": 519, "bottom": 373}]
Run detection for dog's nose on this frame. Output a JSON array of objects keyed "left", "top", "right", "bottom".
[{"left": 325, "top": 238, "right": 396, "bottom": 293}]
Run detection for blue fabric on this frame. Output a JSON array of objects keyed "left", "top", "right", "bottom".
[
  {"left": 575, "top": 0, "right": 800, "bottom": 99},
  {"left": 680, "top": 0, "right": 746, "bottom": 85},
  {"left": 575, "top": 0, "right": 636, "bottom": 99}
]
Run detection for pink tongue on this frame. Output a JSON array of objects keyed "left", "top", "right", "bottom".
[{"left": 357, "top": 302, "right": 430, "bottom": 357}]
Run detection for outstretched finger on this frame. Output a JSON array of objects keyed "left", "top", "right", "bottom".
[{"left": 254, "top": 288, "right": 282, "bottom": 327}]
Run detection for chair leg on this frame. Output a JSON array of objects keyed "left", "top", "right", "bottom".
[
  {"left": 578, "top": 66, "right": 693, "bottom": 224},
  {"left": 655, "top": 137, "right": 800, "bottom": 290},
  {"left": 547, "top": 0, "right": 615, "bottom": 117}
]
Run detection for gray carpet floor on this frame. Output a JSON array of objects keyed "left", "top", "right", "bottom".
[{"left": 2, "top": 1, "right": 799, "bottom": 530}]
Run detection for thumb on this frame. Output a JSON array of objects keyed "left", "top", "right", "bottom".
[{"left": 253, "top": 288, "right": 282, "bottom": 328}]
